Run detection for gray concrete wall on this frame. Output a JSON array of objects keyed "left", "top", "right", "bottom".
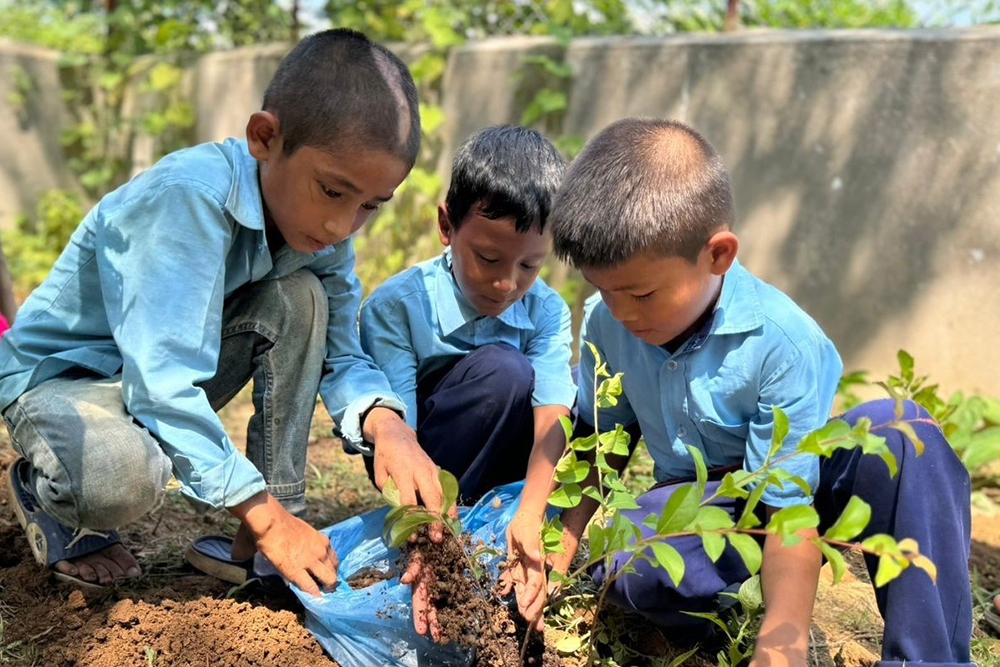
[
  {"left": 1, "top": 29, "right": 998, "bottom": 396},
  {"left": 440, "top": 29, "right": 1000, "bottom": 398},
  {"left": 0, "top": 40, "right": 78, "bottom": 227}
]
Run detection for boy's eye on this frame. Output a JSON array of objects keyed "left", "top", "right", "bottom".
[
  {"left": 520, "top": 263, "right": 538, "bottom": 271},
  {"left": 362, "top": 202, "right": 381, "bottom": 212},
  {"left": 320, "top": 183, "right": 341, "bottom": 199},
  {"left": 633, "top": 291, "right": 655, "bottom": 302},
  {"left": 477, "top": 253, "right": 498, "bottom": 264}
]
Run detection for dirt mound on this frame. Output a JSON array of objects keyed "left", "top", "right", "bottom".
[
  {"left": 48, "top": 596, "right": 329, "bottom": 667},
  {"left": 0, "top": 452, "right": 336, "bottom": 667}
]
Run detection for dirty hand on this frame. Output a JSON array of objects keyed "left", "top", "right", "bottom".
[
  {"left": 365, "top": 407, "right": 455, "bottom": 541},
  {"left": 401, "top": 547, "right": 443, "bottom": 641},
  {"left": 499, "top": 509, "right": 548, "bottom": 632},
  {"left": 231, "top": 491, "right": 339, "bottom": 597}
]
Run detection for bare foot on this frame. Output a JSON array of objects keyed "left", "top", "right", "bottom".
[
  {"left": 54, "top": 543, "right": 141, "bottom": 585},
  {"left": 230, "top": 522, "right": 256, "bottom": 562}
]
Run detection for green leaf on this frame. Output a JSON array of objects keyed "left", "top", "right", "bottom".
[
  {"left": 891, "top": 421, "right": 925, "bottom": 456},
  {"left": 648, "top": 542, "right": 685, "bottom": 586},
  {"left": 548, "top": 484, "right": 582, "bottom": 508},
  {"left": 961, "top": 426, "right": 1000, "bottom": 471},
  {"left": 665, "top": 646, "right": 701, "bottom": 667},
  {"left": 691, "top": 506, "right": 733, "bottom": 532},
  {"left": 701, "top": 532, "right": 726, "bottom": 562},
  {"left": 381, "top": 477, "right": 401, "bottom": 507},
  {"left": 737, "top": 574, "right": 763, "bottom": 611},
  {"left": 555, "top": 634, "right": 582, "bottom": 654},
  {"left": 874, "top": 554, "right": 907, "bottom": 587},
  {"left": 819, "top": 541, "right": 846, "bottom": 584},
  {"left": 387, "top": 511, "right": 436, "bottom": 547},
  {"left": 716, "top": 471, "right": 751, "bottom": 499},
  {"left": 582, "top": 485, "right": 603, "bottom": 502},
  {"left": 584, "top": 341, "right": 603, "bottom": 370},
  {"left": 607, "top": 490, "right": 641, "bottom": 510},
  {"left": 558, "top": 415, "right": 574, "bottom": 445},
  {"left": 737, "top": 482, "right": 766, "bottom": 529},
  {"left": 588, "top": 522, "right": 607, "bottom": 560},
  {"left": 769, "top": 406, "right": 789, "bottom": 459},
  {"left": 656, "top": 483, "right": 700, "bottom": 534},
  {"left": 897, "top": 349, "right": 915, "bottom": 383},
  {"left": 766, "top": 505, "right": 820, "bottom": 546},
  {"left": 686, "top": 445, "right": 708, "bottom": 494},
  {"left": 555, "top": 460, "right": 591, "bottom": 484},
  {"left": 439, "top": 469, "right": 459, "bottom": 516},
  {"left": 823, "top": 496, "right": 872, "bottom": 542},
  {"left": 571, "top": 433, "right": 598, "bottom": 452},
  {"left": 727, "top": 532, "right": 762, "bottom": 575},
  {"left": 542, "top": 517, "right": 564, "bottom": 554},
  {"left": 596, "top": 373, "right": 625, "bottom": 408},
  {"left": 599, "top": 424, "right": 631, "bottom": 456}
]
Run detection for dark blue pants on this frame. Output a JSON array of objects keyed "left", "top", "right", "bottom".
[
  {"left": 367, "top": 344, "right": 535, "bottom": 502},
  {"left": 592, "top": 399, "right": 973, "bottom": 667}
]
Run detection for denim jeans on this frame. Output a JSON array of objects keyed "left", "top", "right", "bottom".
[{"left": 2, "top": 269, "right": 327, "bottom": 530}]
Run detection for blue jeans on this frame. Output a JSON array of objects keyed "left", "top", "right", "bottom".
[
  {"left": 2, "top": 269, "right": 327, "bottom": 530},
  {"left": 592, "top": 399, "right": 974, "bottom": 667},
  {"left": 365, "top": 343, "right": 536, "bottom": 502}
]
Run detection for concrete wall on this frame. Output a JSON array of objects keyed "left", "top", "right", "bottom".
[
  {"left": 1, "top": 29, "right": 998, "bottom": 395},
  {"left": 0, "top": 40, "right": 78, "bottom": 227}
]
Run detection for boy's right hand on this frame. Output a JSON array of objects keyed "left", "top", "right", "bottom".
[
  {"left": 364, "top": 407, "right": 451, "bottom": 540},
  {"left": 230, "top": 491, "right": 339, "bottom": 597},
  {"left": 500, "top": 510, "right": 548, "bottom": 631}
]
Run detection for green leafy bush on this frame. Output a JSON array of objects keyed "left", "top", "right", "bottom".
[{"left": 3, "top": 189, "right": 84, "bottom": 292}]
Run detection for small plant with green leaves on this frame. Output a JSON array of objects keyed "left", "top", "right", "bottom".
[
  {"left": 839, "top": 350, "right": 1000, "bottom": 478},
  {"left": 537, "top": 342, "right": 937, "bottom": 665}
]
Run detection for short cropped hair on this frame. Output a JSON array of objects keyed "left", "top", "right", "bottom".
[
  {"left": 263, "top": 29, "right": 421, "bottom": 167},
  {"left": 550, "top": 118, "right": 734, "bottom": 267},
  {"left": 445, "top": 125, "right": 566, "bottom": 233}
]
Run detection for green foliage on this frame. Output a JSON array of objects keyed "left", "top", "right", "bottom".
[
  {"left": 540, "top": 342, "right": 935, "bottom": 665},
  {"left": 745, "top": 0, "right": 919, "bottom": 28},
  {"left": 838, "top": 350, "right": 1000, "bottom": 477},
  {"left": 3, "top": 189, "right": 85, "bottom": 292}
]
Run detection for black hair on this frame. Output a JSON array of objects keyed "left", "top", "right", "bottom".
[
  {"left": 445, "top": 125, "right": 566, "bottom": 233},
  {"left": 262, "top": 28, "right": 421, "bottom": 167},
  {"left": 550, "top": 117, "right": 734, "bottom": 267}
]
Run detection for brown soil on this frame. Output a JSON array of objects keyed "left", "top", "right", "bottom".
[
  {"left": 0, "top": 447, "right": 338, "bottom": 667},
  {"left": 404, "top": 527, "right": 562, "bottom": 667},
  {"left": 346, "top": 565, "right": 395, "bottom": 590}
]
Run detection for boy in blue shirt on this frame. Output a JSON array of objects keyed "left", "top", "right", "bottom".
[
  {"left": 360, "top": 125, "right": 576, "bottom": 638},
  {"left": 0, "top": 29, "right": 446, "bottom": 595},
  {"left": 509, "top": 118, "right": 973, "bottom": 667}
]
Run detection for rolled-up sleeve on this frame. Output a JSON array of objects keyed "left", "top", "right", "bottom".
[
  {"left": 98, "top": 183, "right": 265, "bottom": 509},
  {"left": 311, "top": 241, "right": 406, "bottom": 453}
]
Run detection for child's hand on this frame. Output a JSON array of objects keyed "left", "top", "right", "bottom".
[
  {"left": 401, "top": 547, "right": 442, "bottom": 641},
  {"left": 231, "top": 492, "right": 339, "bottom": 597},
  {"left": 499, "top": 510, "right": 548, "bottom": 632},
  {"left": 365, "top": 407, "right": 454, "bottom": 540}
]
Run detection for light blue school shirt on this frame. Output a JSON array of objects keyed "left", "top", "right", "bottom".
[
  {"left": 0, "top": 139, "right": 404, "bottom": 509},
  {"left": 577, "top": 259, "right": 842, "bottom": 508},
  {"left": 359, "top": 249, "right": 576, "bottom": 428}
]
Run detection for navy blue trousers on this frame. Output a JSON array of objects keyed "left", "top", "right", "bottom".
[
  {"left": 366, "top": 344, "right": 535, "bottom": 502},
  {"left": 592, "top": 399, "right": 973, "bottom": 667}
]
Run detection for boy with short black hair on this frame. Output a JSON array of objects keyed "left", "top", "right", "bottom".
[
  {"left": 511, "top": 117, "right": 973, "bottom": 667},
  {"left": 359, "top": 125, "right": 576, "bottom": 638},
  {"left": 0, "top": 29, "right": 446, "bottom": 596}
]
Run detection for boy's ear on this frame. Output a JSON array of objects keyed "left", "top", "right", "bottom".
[
  {"left": 436, "top": 203, "right": 453, "bottom": 247},
  {"left": 705, "top": 230, "right": 738, "bottom": 276},
  {"left": 246, "top": 111, "right": 282, "bottom": 161}
]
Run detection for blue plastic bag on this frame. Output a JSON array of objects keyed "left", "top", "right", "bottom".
[{"left": 290, "top": 481, "right": 527, "bottom": 667}]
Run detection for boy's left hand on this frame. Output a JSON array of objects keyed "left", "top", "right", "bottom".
[{"left": 499, "top": 509, "right": 548, "bottom": 631}]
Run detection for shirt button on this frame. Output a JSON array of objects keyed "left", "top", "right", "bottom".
[
  {"left": 677, "top": 426, "right": 687, "bottom": 438},
  {"left": 667, "top": 360, "right": 678, "bottom": 371}
]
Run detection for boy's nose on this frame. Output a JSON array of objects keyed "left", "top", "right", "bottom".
[{"left": 494, "top": 276, "right": 517, "bottom": 295}]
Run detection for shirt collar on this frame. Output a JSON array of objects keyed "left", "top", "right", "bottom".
[
  {"left": 434, "top": 248, "right": 535, "bottom": 337},
  {"left": 708, "top": 259, "right": 764, "bottom": 336},
  {"left": 224, "top": 139, "right": 266, "bottom": 232}
]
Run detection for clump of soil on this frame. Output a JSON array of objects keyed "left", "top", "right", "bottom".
[
  {"left": 347, "top": 565, "right": 394, "bottom": 590},
  {"left": 404, "top": 527, "right": 562, "bottom": 667}
]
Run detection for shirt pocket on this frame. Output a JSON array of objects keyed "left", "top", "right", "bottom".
[{"left": 696, "top": 416, "right": 749, "bottom": 462}]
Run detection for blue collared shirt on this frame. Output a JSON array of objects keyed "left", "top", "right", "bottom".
[
  {"left": 0, "top": 139, "right": 404, "bottom": 509},
  {"left": 577, "top": 259, "right": 842, "bottom": 508},
  {"left": 359, "top": 249, "right": 576, "bottom": 428}
]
